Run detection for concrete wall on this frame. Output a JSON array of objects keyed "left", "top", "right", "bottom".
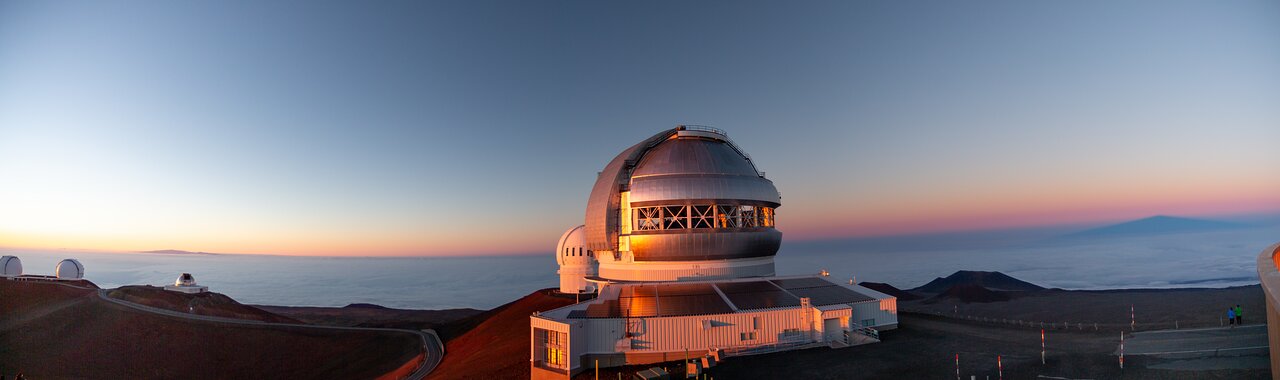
[{"left": 1255, "top": 243, "right": 1280, "bottom": 380}]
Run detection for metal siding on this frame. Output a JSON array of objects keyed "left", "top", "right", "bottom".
[
  {"left": 630, "top": 139, "right": 760, "bottom": 178},
  {"left": 851, "top": 299, "right": 898, "bottom": 327},
  {"left": 628, "top": 175, "right": 781, "bottom": 205},
  {"left": 584, "top": 129, "right": 678, "bottom": 251},
  {"left": 582, "top": 308, "right": 808, "bottom": 354},
  {"left": 629, "top": 229, "right": 782, "bottom": 261}
]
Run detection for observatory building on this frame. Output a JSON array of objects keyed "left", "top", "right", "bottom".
[
  {"left": 56, "top": 259, "right": 84, "bottom": 280},
  {"left": 164, "top": 273, "right": 209, "bottom": 294},
  {"left": 532, "top": 126, "right": 897, "bottom": 379},
  {"left": 1, "top": 256, "right": 22, "bottom": 277},
  {"left": 1, "top": 256, "right": 91, "bottom": 284}
]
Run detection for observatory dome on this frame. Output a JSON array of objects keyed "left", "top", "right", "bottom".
[
  {"left": 0, "top": 255, "right": 21, "bottom": 277},
  {"left": 556, "top": 225, "right": 592, "bottom": 266},
  {"left": 56, "top": 259, "right": 84, "bottom": 279},
  {"left": 582, "top": 126, "right": 782, "bottom": 282},
  {"left": 176, "top": 273, "right": 197, "bottom": 287},
  {"left": 555, "top": 225, "right": 597, "bottom": 293}
]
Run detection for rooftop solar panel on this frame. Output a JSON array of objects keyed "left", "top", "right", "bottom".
[
  {"left": 723, "top": 290, "right": 800, "bottom": 310},
  {"left": 770, "top": 277, "right": 835, "bottom": 289},
  {"left": 620, "top": 285, "right": 659, "bottom": 298},
  {"left": 715, "top": 281, "right": 783, "bottom": 294},
  {"left": 657, "top": 294, "right": 734, "bottom": 316},
  {"left": 656, "top": 283, "right": 719, "bottom": 296},
  {"left": 618, "top": 296, "right": 659, "bottom": 317},
  {"left": 583, "top": 300, "right": 620, "bottom": 318},
  {"left": 786, "top": 286, "right": 874, "bottom": 305}
]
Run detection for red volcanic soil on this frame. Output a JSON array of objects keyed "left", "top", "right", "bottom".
[
  {"left": 257, "top": 303, "right": 482, "bottom": 329},
  {"left": 428, "top": 289, "right": 577, "bottom": 380},
  {"left": 0, "top": 279, "right": 422, "bottom": 379},
  {"left": 108, "top": 285, "right": 302, "bottom": 323}
]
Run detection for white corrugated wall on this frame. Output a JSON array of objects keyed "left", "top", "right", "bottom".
[{"left": 578, "top": 307, "right": 810, "bottom": 354}]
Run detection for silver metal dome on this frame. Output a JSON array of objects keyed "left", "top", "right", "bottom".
[{"left": 584, "top": 126, "right": 782, "bottom": 262}]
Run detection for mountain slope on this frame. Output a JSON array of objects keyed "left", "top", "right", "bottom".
[
  {"left": 859, "top": 282, "right": 922, "bottom": 301},
  {"left": 911, "top": 271, "right": 1044, "bottom": 293}
]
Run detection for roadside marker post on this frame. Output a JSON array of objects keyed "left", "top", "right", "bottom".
[
  {"left": 955, "top": 353, "right": 960, "bottom": 380},
  {"left": 1119, "top": 332, "right": 1125, "bottom": 369},
  {"left": 1130, "top": 305, "right": 1135, "bottom": 331},
  {"left": 997, "top": 355, "right": 1003, "bottom": 380},
  {"left": 1040, "top": 329, "right": 1046, "bottom": 365}
]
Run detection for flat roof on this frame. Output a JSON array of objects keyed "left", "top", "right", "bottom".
[{"left": 562, "top": 275, "right": 876, "bottom": 319}]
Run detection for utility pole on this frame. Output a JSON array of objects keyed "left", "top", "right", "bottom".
[
  {"left": 1040, "top": 329, "right": 1046, "bottom": 365},
  {"left": 955, "top": 353, "right": 960, "bottom": 380}
]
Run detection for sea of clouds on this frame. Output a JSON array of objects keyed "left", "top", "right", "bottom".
[{"left": 6, "top": 225, "right": 1277, "bottom": 310}]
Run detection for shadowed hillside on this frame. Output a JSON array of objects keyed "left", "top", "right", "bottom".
[
  {"left": 258, "top": 303, "right": 482, "bottom": 329},
  {"left": 860, "top": 282, "right": 922, "bottom": 301},
  {"left": 0, "top": 279, "right": 422, "bottom": 379},
  {"left": 108, "top": 285, "right": 301, "bottom": 323},
  {"left": 923, "top": 283, "right": 1012, "bottom": 304}
]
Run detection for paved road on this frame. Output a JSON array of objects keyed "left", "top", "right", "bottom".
[
  {"left": 96, "top": 289, "right": 443, "bottom": 380},
  {"left": 1118, "top": 324, "right": 1269, "bottom": 358}
]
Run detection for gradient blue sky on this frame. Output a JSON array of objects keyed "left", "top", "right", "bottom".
[{"left": 1, "top": 0, "right": 1278, "bottom": 256}]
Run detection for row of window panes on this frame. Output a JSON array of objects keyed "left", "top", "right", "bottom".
[
  {"left": 633, "top": 205, "right": 775, "bottom": 231},
  {"left": 562, "top": 246, "right": 593, "bottom": 257},
  {"left": 538, "top": 329, "right": 568, "bottom": 368}
]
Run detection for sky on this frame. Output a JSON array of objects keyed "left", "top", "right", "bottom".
[{"left": 1, "top": 0, "right": 1278, "bottom": 256}]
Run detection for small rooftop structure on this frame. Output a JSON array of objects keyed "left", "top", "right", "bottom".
[
  {"left": 55, "top": 259, "right": 84, "bottom": 280},
  {"left": 1, "top": 256, "right": 22, "bottom": 277},
  {"left": 164, "top": 273, "right": 209, "bottom": 294},
  {"left": 634, "top": 367, "right": 669, "bottom": 380}
]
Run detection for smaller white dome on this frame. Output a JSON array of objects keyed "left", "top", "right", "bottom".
[
  {"left": 175, "top": 273, "right": 197, "bottom": 287},
  {"left": 0, "top": 256, "right": 22, "bottom": 277},
  {"left": 55, "top": 259, "right": 84, "bottom": 279},
  {"left": 555, "top": 225, "right": 594, "bottom": 266}
]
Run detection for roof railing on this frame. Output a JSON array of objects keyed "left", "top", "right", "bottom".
[{"left": 678, "top": 124, "right": 727, "bottom": 136}]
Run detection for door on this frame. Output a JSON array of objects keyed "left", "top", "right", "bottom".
[{"left": 823, "top": 318, "right": 842, "bottom": 342}]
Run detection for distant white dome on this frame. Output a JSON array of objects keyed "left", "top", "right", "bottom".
[
  {"left": 556, "top": 225, "right": 593, "bottom": 266},
  {"left": 55, "top": 259, "right": 84, "bottom": 279},
  {"left": 0, "top": 256, "right": 21, "bottom": 277},
  {"left": 555, "top": 225, "right": 597, "bottom": 294},
  {"left": 175, "top": 273, "right": 197, "bottom": 287}
]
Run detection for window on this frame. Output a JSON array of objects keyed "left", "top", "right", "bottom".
[
  {"left": 739, "top": 206, "right": 757, "bottom": 227},
  {"left": 739, "top": 331, "right": 757, "bottom": 341},
  {"left": 781, "top": 328, "right": 801, "bottom": 337},
  {"left": 632, "top": 204, "right": 776, "bottom": 232},
  {"left": 860, "top": 319, "right": 876, "bottom": 327},
  {"left": 662, "top": 205, "right": 687, "bottom": 229},
  {"left": 537, "top": 328, "right": 568, "bottom": 369},
  {"left": 752, "top": 317, "right": 760, "bottom": 329},
  {"left": 636, "top": 207, "right": 662, "bottom": 231},
  {"left": 690, "top": 205, "right": 714, "bottom": 229}
]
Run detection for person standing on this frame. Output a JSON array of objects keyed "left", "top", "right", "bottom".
[
  {"left": 1228, "top": 307, "right": 1235, "bottom": 327},
  {"left": 1236, "top": 304, "right": 1243, "bottom": 325}
]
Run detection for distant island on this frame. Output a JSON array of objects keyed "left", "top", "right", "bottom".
[
  {"left": 139, "top": 249, "right": 218, "bottom": 255},
  {"left": 1063, "top": 215, "right": 1245, "bottom": 239}
]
